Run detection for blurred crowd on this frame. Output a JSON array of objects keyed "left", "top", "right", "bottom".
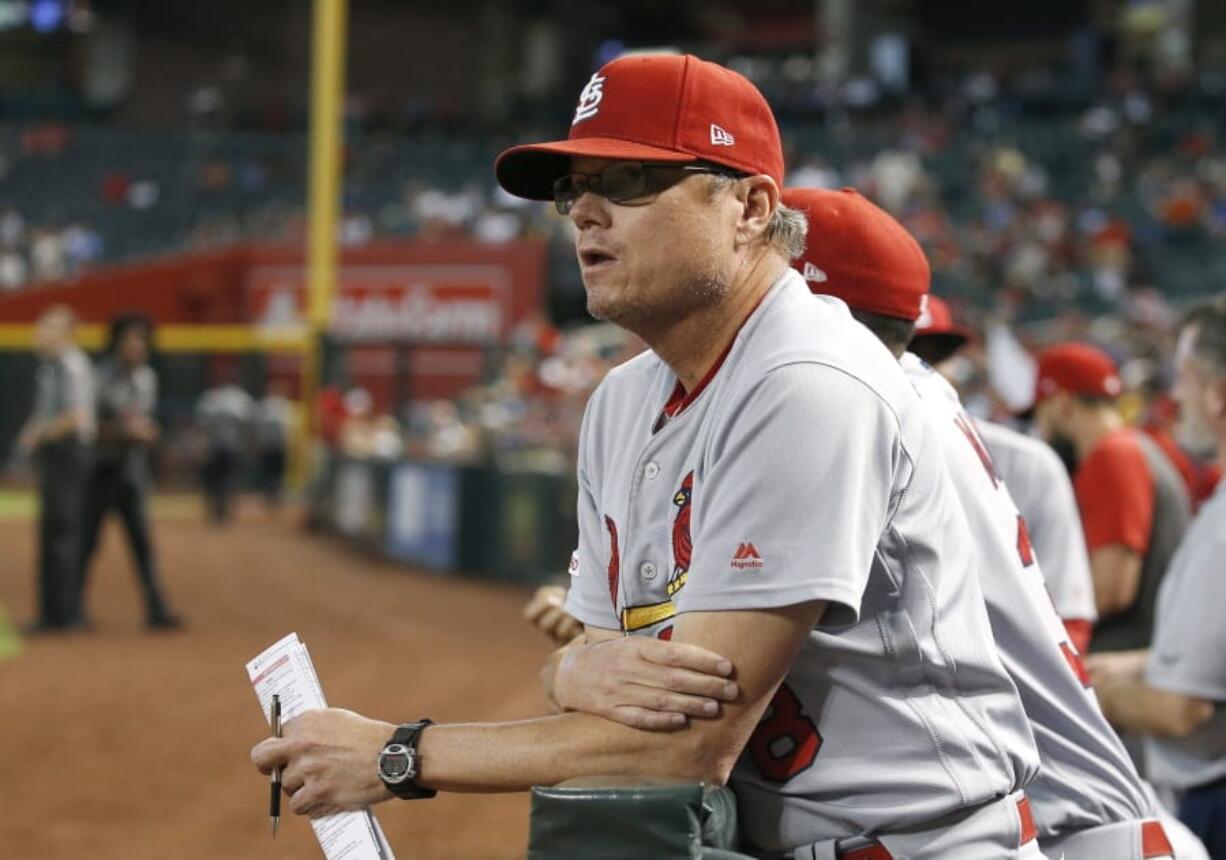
[
  {"left": 325, "top": 319, "right": 644, "bottom": 473},
  {"left": 5, "top": 63, "right": 1226, "bottom": 485},
  {"left": 3, "top": 67, "right": 1226, "bottom": 318}
]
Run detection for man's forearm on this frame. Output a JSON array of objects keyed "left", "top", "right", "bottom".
[
  {"left": 41, "top": 410, "right": 87, "bottom": 442},
  {"left": 414, "top": 604, "right": 824, "bottom": 794},
  {"left": 253, "top": 604, "right": 821, "bottom": 812},
  {"left": 540, "top": 643, "right": 571, "bottom": 713},
  {"left": 417, "top": 712, "right": 726, "bottom": 794},
  {"left": 1099, "top": 678, "right": 1214, "bottom": 737},
  {"left": 1091, "top": 547, "right": 1142, "bottom": 617}
]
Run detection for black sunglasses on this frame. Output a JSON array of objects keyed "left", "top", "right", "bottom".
[{"left": 552, "top": 161, "right": 745, "bottom": 215}]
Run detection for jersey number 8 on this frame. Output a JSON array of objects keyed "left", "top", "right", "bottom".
[{"left": 747, "top": 682, "right": 822, "bottom": 782}]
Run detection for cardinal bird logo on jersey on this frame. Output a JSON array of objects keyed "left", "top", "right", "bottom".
[
  {"left": 668, "top": 472, "right": 694, "bottom": 598},
  {"left": 605, "top": 515, "right": 621, "bottom": 613}
]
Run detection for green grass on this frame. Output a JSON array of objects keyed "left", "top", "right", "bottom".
[
  {"left": 0, "top": 491, "right": 35, "bottom": 520},
  {"left": 0, "top": 490, "right": 204, "bottom": 523},
  {"left": 0, "top": 604, "right": 21, "bottom": 662}
]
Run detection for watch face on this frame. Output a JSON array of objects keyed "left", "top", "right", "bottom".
[{"left": 380, "top": 744, "right": 412, "bottom": 783}]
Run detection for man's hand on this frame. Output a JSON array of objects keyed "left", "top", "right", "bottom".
[
  {"left": 552, "top": 636, "right": 739, "bottom": 730},
  {"left": 251, "top": 708, "right": 396, "bottom": 816},
  {"left": 523, "top": 585, "right": 584, "bottom": 645},
  {"left": 1085, "top": 649, "right": 1148, "bottom": 689},
  {"left": 16, "top": 424, "right": 42, "bottom": 455},
  {"left": 125, "top": 415, "right": 160, "bottom": 444}
]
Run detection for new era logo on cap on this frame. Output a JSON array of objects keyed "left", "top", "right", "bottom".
[
  {"left": 572, "top": 74, "right": 607, "bottom": 125},
  {"left": 730, "top": 542, "right": 764, "bottom": 570},
  {"left": 710, "top": 124, "right": 735, "bottom": 146},
  {"left": 802, "top": 261, "right": 827, "bottom": 284}
]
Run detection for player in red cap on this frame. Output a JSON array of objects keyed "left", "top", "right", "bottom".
[
  {"left": 254, "top": 54, "right": 1044, "bottom": 859},
  {"left": 779, "top": 186, "right": 1189, "bottom": 860},
  {"left": 1088, "top": 296, "right": 1226, "bottom": 859},
  {"left": 908, "top": 297, "right": 1099, "bottom": 652},
  {"left": 1032, "top": 343, "right": 1190, "bottom": 656},
  {"left": 909, "top": 295, "right": 973, "bottom": 367}
]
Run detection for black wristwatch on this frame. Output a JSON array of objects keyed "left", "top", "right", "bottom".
[{"left": 377, "top": 720, "right": 436, "bottom": 799}]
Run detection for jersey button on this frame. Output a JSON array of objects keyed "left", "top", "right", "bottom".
[
  {"left": 644, "top": 461, "right": 660, "bottom": 480},
  {"left": 639, "top": 562, "right": 658, "bottom": 580}
]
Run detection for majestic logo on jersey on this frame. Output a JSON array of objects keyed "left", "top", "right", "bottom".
[
  {"left": 568, "top": 550, "right": 580, "bottom": 577},
  {"left": 954, "top": 413, "right": 1000, "bottom": 488},
  {"left": 604, "top": 516, "right": 621, "bottom": 616},
  {"left": 709, "top": 124, "right": 735, "bottom": 146},
  {"left": 572, "top": 74, "right": 607, "bottom": 125},
  {"left": 731, "top": 542, "right": 764, "bottom": 569},
  {"left": 668, "top": 472, "right": 694, "bottom": 597}
]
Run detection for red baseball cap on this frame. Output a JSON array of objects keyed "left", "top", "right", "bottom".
[
  {"left": 909, "top": 294, "right": 973, "bottom": 363},
  {"left": 495, "top": 53, "right": 784, "bottom": 201},
  {"left": 915, "top": 296, "right": 970, "bottom": 341},
  {"left": 781, "top": 187, "right": 930, "bottom": 321},
  {"left": 1034, "top": 343, "right": 1123, "bottom": 403}
]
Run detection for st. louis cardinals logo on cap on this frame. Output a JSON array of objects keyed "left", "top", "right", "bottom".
[{"left": 572, "top": 73, "right": 607, "bottom": 125}]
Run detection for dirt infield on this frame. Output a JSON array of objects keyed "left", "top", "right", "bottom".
[{"left": 0, "top": 498, "right": 555, "bottom": 859}]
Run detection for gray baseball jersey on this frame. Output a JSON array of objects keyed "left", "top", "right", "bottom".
[
  {"left": 565, "top": 272, "right": 1038, "bottom": 855},
  {"left": 977, "top": 421, "right": 1098, "bottom": 624},
  {"left": 1144, "top": 479, "right": 1226, "bottom": 791},
  {"left": 32, "top": 346, "right": 96, "bottom": 444},
  {"left": 196, "top": 384, "right": 254, "bottom": 452},
  {"left": 902, "top": 354, "right": 1150, "bottom": 844},
  {"left": 95, "top": 358, "right": 157, "bottom": 469}
]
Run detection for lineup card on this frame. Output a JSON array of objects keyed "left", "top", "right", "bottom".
[{"left": 247, "top": 633, "right": 396, "bottom": 860}]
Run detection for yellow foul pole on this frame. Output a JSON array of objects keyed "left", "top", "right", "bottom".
[{"left": 299, "top": 0, "right": 349, "bottom": 482}]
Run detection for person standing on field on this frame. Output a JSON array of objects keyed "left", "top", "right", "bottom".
[
  {"left": 77, "top": 314, "right": 181, "bottom": 630},
  {"left": 254, "top": 379, "right": 294, "bottom": 511},
  {"left": 17, "top": 305, "right": 94, "bottom": 633}
]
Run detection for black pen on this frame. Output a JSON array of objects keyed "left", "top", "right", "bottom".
[{"left": 270, "top": 694, "right": 282, "bottom": 837}]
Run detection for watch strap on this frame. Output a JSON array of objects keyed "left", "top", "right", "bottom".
[{"left": 383, "top": 719, "right": 436, "bottom": 799}]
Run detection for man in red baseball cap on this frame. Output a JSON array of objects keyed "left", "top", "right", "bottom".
[
  {"left": 255, "top": 55, "right": 1045, "bottom": 860},
  {"left": 494, "top": 53, "right": 800, "bottom": 335},
  {"left": 910, "top": 295, "right": 974, "bottom": 367},
  {"left": 495, "top": 53, "right": 785, "bottom": 202},
  {"left": 1032, "top": 343, "right": 1190, "bottom": 657},
  {"left": 783, "top": 186, "right": 1201, "bottom": 860}
]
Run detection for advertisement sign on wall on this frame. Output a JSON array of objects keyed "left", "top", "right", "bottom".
[
  {"left": 247, "top": 265, "right": 510, "bottom": 345},
  {"left": 385, "top": 462, "right": 460, "bottom": 569},
  {"left": 334, "top": 461, "right": 376, "bottom": 538}
]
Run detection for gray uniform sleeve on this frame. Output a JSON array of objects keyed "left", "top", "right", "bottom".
[
  {"left": 63, "top": 351, "right": 96, "bottom": 441},
  {"left": 139, "top": 366, "right": 158, "bottom": 416},
  {"left": 677, "top": 364, "right": 901, "bottom": 622},
  {"left": 1022, "top": 439, "right": 1097, "bottom": 622},
  {"left": 1145, "top": 510, "right": 1226, "bottom": 700},
  {"left": 564, "top": 393, "right": 622, "bottom": 631}
]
